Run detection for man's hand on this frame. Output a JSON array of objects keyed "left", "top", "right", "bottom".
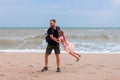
[{"left": 56, "top": 40, "right": 61, "bottom": 43}]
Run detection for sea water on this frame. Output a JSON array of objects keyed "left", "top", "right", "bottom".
[{"left": 0, "top": 27, "right": 120, "bottom": 53}]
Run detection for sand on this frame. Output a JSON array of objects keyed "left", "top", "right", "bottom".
[{"left": 0, "top": 52, "right": 120, "bottom": 80}]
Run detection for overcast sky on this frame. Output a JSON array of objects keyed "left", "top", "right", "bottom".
[{"left": 0, "top": 0, "right": 120, "bottom": 27}]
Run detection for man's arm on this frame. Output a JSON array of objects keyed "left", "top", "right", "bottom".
[{"left": 49, "top": 34, "right": 59, "bottom": 42}]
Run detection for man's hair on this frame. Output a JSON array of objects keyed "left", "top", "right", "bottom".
[{"left": 50, "top": 19, "right": 56, "bottom": 23}]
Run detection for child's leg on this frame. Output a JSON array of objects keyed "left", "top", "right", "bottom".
[
  {"left": 65, "top": 47, "right": 80, "bottom": 61},
  {"left": 72, "top": 51, "right": 81, "bottom": 57},
  {"left": 69, "top": 51, "right": 80, "bottom": 62},
  {"left": 69, "top": 51, "right": 78, "bottom": 58}
]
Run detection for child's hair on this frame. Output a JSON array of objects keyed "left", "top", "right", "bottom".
[
  {"left": 59, "top": 30, "right": 66, "bottom": 42},
  {"left": 59, "top": 30, "right": 64, "bottom": 36}
]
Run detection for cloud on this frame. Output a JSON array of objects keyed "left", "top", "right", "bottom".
[
  {"left": 0, "top": 0, "right": 120, "bottom": 27},
  {"left": 73, "top": 10, "right": 114, "bottom": 18},
  {"left": 114, "top": 0, "right": 120, "bottom": 4},
  {"left": 0, "top": 0, "right": 16, "bottom": 3}
]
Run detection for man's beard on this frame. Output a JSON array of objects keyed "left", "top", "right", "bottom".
[{"left": 50, "top": 25, "right": 55, "bottom": 28}]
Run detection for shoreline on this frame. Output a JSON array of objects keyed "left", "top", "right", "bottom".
[
  {"left": 0, "top": 49, "right": 120, "bottom": 54},
  {"left": 0, "top": 53, "right": 120, "bottom": 80},
  {"left": 1, "top": 51, "right": 120, "bottom": 54}
]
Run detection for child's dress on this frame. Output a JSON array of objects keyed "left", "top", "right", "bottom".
[{"left": 59, "top": 36, "right": 75, "bottom": 53}]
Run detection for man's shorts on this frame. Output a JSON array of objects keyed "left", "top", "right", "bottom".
[{"left": 46, "top": 44, "right": 60, "bottom": 55}]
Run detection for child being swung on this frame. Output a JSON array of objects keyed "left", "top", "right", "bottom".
[{"left": 57, "top": 30, "right": 81, "bottom": 62}]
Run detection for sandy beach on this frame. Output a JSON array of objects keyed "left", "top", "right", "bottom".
[{"left": 0, "top": 53, "right": 120, "bottom": 80}]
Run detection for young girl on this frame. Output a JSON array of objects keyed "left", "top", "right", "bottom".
[{"left": 57, "top": 30, "right": 81, "bottom": 62}]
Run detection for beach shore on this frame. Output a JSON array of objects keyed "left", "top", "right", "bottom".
[{"left": 0, "top": 53, "right": 120, "bottom": 80}]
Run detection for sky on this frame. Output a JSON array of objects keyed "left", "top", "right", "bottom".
[{"left": 0, "top": 0, "right": 120, "bottom": 28}]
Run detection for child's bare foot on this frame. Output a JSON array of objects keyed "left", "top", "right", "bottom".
[
  {"left": 77, "top": 54, "right": 81, "bottom": 57},
  {"left": 76, "top": 57, "right": 80, "bottom": 62}
]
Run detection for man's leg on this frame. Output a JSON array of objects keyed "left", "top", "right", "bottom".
[
  {"left": 55, "top": 53, "right": 61, "bottom": 72},
  {"left": 54, "top": 44, "right": 61, "bottom": 72},
  {"left": 45, "top": 54, "right": 49, "bottom": 67},
  {"left": 56, "top": 54, "right": 60, "bottom": 68},
  {"left": 41, "top": 44, "right": 52, "bottom": 72},
  {"left": 41, "top": 53, "right": 49, "bottom": 72}
]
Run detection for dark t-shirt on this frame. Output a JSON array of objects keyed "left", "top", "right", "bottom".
[{"left": 47, "top": 26, "right": 60, "bottom": 45}]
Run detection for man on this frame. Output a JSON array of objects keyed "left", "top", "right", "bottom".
[{"left": 41, "top": 19, "right": 61, "bottom": 72}]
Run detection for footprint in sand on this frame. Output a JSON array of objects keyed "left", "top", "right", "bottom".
[
  {"left": 27, "top": 72, "right": 34, "bottom": 75},
  {"left": 10, "top": 65, "right": 19, "bottom": 66},
  {"left": 28, "top": 71, "right": 41, "bottom": 76},
  {"left": 71, "top": 71, "right": 78, "bottom": 73},
  {"left": 84, "top": 64, "right": 91, "bottom": 66},
  {"left": 95, "top": 67, "right": 102, "bottom": 70},
  {"left": 105, "top": 71, "right": 112, "bottom": 73},
  {"left": 7, "top": 62, "right": 10, "bottom": 64},
  {"left": 29, "top": 65, "right": 34, "bottom": 67},
  {"left": 18, "top": 72, "right": 23, "bottom": 73},
  {"left": 0, "top": 74, "right": 5, "bottom": 76},
  {"left": 78, "top": 66, "right": 85, "bottom": 69},
  {"left": 113, "top": 67, "right": 120, "bottom": 70},
  {"left": 98, "top": 65, "right": 105, "bottom": 68},
  {"left": 32, "top": 71, "right": 41, "bottom": 74},
  {"left": 35, "top": 71, "right": 41, "bottom": 73},
  {"left": 61, "top": 67, "right": 67, "bottom": 69},
  {"left": 33, "top": 75, "right": 39, "bottom": 77},
  {"left": 66, "top": 64, "right": 73, "bottom": 66},
  {"left": 78, "top": 64, "right": 91, "bottom": 69},
  {"left": 34, "top": 63, "right": 41, "bottom": 65},
  {"left": 88, "top": 72, "right": 96, "bottom": 74},
  {"left": 105, "top": 78, "right": 112, "bottom": 80}
]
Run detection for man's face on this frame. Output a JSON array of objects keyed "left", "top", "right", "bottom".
[{"left": 50, "top": 21, "right": 55, "bottom": 28}]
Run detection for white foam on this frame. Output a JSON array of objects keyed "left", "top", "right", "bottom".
[
  {"left": 0, "top": 49, "right": 66, "bottom": 53},
  {"left": 0, "top": 49, "right": 120, "bottom": 54},
  {"left": 0, "top": 49, "right": 45, "bottom": 53}
]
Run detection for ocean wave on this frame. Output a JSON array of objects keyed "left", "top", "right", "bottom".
[{"left": 0, "top": 28, "right": 120, "bottom": 53}]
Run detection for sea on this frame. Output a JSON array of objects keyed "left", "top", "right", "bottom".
[{"left": 0, "top": 27, "right": 120, "bottom": 53}]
